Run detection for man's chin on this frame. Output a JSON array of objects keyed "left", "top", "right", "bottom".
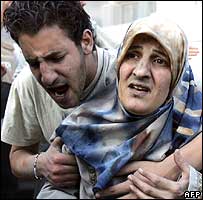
[
  {"left": 46, "top": 90, "right": 80, "bottom": 109},
  {"left": 56, "top": 99, "right": 80, "bottom": 109}
]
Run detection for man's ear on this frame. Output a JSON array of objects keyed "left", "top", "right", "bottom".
[{"left": 81, "top": 29, "right": 94, "bottom": 55}]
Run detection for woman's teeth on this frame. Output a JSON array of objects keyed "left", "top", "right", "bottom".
[{"left": 133, "top": 85, "right": 148, "bottom": 91}]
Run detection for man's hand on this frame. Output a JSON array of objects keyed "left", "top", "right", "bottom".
[
  {"left": 1, "top": 64, "right": 7, "bottom": 77},
  {"left": 120, "top": 150, "right": 189, "bottom": 199},
  {"left": 37, "top": 137, "right": 80, "bottom": 188},
  {"left": 1, "top": 1, "right": 12, "bottom": 23},
  {"left": 80, "top": 1, "right": 86, "bottom": 7}
]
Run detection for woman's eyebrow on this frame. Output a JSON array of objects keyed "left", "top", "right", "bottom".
[
  {"left": 128, "top": 45, "right": 142, "bottom": 51},
  {"left": 153, "top": 49, "right": 167, "bottom": 57}
]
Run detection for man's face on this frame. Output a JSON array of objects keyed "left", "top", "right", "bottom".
[
  {"left": 118, "top": 34, "right": 171, "bottom": 115},
  {"left": 19, "top": 25, "right": 87, "bottom": 108}
]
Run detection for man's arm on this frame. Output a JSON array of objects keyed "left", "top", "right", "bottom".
[
  {"left": 117, "top": 133, "right": 202, "bottom": 178},
  {"left": 1, "top": 64, "right": 7, "bottom": 77},
  {"left": 118, "top": 132, "right": 202, "bottom": 179},
  {"left": 122, "top": 150, "right": 192, "bottom": 199},
  {"left": 95, "top": 133, "right": 202, "bottom": 198},
  {"left": 10, "top": 143, "right": 39, "bottom": 179},
  {"left": 9, "top": 137, "right": 80, "bottom": 187}
]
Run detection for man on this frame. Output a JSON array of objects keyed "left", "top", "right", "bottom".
[
  {"left": 1, "top": 1, "right": 202, "bottom": 199},
  {"left": 1, "top": 0, "right": 117, "bottom": 188}
]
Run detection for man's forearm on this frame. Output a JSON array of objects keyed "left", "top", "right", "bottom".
[
  {"left": 163, "top": 132, "right": 202, "bottom": 180},
  {"left": 180, "top": 133, "right": 202, "bottom": 170},
  {"left": 97, "top": 133, "right": 202, "bottom": 199},
  {"left": 10, "top": 144, "right": 39, "bottom": 179},
  {"left": 117, "top": 133, "right": 202, "bottom": 180}
]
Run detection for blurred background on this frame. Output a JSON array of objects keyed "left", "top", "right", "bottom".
[
  {"left": 1, "top": 1, "right": 202, "bottom": 199},
  {"left": 1, "top": 1, "right": 202, "bottom": 89}
]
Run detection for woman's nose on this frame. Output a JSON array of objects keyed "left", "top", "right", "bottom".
[{"left": 132, "top": 59, "right": 151, "bottom": 78}]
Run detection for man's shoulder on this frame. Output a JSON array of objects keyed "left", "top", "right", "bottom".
[
  {"left": 96, "top": 45, "right": 117, "bottom": 61},
  {"left": 11, "top": 67, "right": 46, "bottom": 100},
  {"left": 96, "top": 46, "right": 117, "bottom": 73},
  {"left": 13, "top": 67, "right": 39, "bottom": 89},
  {"left": 13, "top": 67, "right": 32, "bottom": 83},
  {"left": 89, "top": 46, "right": 117, "bottom": 95}
]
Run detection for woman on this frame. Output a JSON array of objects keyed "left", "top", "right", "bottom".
[{"left": 38, "top": 15, "right": 202, "bottom": 199}]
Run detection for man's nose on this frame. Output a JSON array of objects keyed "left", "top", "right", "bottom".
[
  {"left": 40, "top": 62, "right": 58, "bottom": 86},
  {"left": 132, "top": 59, "right": 151, "bottom": 78}
]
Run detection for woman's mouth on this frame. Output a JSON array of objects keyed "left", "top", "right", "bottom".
[
  {"left": 129, "top": 83, "right": 150, "bottom": 92},
  {"left": 128, "top": 83, "right": 151, "bottom": 97}
]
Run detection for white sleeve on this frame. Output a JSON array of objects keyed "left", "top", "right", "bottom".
[
  {"left": 1, "top": 68, "right": 43, "bottom": 146},
  {"left": 188, "top": 166, "right": 202, "bottom": 193}
]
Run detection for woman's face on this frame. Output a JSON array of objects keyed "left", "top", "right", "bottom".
[{"left": 118, "top": 34, "right": 172, "bottom": 115}]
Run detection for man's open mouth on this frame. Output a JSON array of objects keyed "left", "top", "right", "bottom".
[{"left": 48, "top": 84, "right": 69, "bottom": 98}]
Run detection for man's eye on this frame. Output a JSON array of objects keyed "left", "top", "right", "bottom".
[
  {"left": 28, "top": 61, "right": 40, "bottom": 69},
  {"left": 50, "top": 56, "right": 64, "bottom": 63}
]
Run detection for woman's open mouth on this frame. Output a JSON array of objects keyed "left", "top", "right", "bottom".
[{"left": 128, "top": 83, "right": 150, "bottom": 97}]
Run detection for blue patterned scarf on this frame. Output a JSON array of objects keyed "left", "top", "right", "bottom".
[{"left": 56, "top": 15, "right": 202, "bottom": 193}]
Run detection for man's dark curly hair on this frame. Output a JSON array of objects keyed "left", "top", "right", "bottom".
[{"left": 3, "top": 1, "right": 94, "bottom": 46}]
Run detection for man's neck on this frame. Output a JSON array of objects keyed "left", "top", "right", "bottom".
[{"left": 85, "top": 49, "right": 98, "bottom": 88}]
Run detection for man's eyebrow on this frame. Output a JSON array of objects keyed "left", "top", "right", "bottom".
[
  {"left": 43, "top": 51, "right": 65, "bottom": 59},
  {"left": 25, "top": 51, "right": 66, "bottom": 62},
  {"left": 25, "top": 57, "right": 38, "bottom": 64}
]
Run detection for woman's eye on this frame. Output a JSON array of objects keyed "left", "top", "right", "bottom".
[
  {"left": 154, "top": 58, "right": 166, "bottom": 65},
  {"left": 126, "top": 52, "right": 139, "bottom": 59}
]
